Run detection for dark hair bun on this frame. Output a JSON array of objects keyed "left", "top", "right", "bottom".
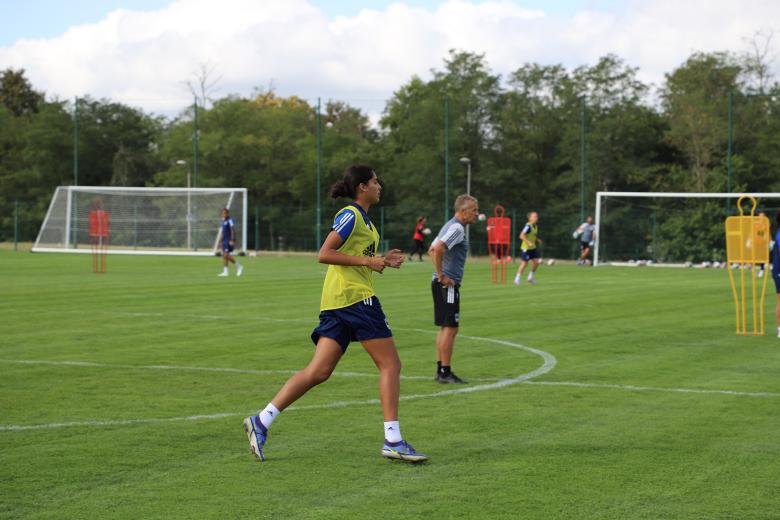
[
  {"left": 330, "top": 180, "right": 350, "bottom": 199},
  {"left": 328, "top": 165, "right": 375, "bottom": 199}
]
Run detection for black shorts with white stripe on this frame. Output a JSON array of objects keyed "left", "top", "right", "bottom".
[{"left": 431, "top": 279, "right": 460, "bottom": 327}]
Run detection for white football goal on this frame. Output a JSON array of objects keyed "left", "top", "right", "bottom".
[
  {"left": 33, "top": 186, "right": 247, "bottom": 256},
  {"left": 594, "top": 191, "right": 780, "bottom": 267}
]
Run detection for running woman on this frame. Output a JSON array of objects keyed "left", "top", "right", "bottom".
[{"left": 243, "top": 165, "right": 428, "bottom": 463}]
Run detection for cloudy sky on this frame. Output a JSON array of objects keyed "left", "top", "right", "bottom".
[{"left": 1, "top": 0, "right": 778, "bottom": 118}]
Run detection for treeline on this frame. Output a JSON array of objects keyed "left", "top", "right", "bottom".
[{"left": 2, "top": 49, "right": 779, "bottom": 259}]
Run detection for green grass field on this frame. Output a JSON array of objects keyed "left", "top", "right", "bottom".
[{"left": 2, "top": 250, "right": 779, "bottom": 519}]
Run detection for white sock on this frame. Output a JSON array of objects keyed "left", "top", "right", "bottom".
[
  {"left": 384, "top": 420, "right": 402, "bottom": 443},
  {"left": 236, "top": 262, "right": 242, "bottom": 270},
  {"left": 777, "top": 326, "right": 780, "bottom": 337},
  {"left": 527, "top": 272, "right": 535, "bottom": 280},
  {"left": 514, "top": 274, "right": 520, "bottom": 282},
  {"left": 259, "top": 403, "right": 281, "bottom": 430},
  {"left": 222, "top": 267, "right": 228, "bottom": 274}
]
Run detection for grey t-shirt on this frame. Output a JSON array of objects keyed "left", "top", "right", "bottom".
[
  {"left": 431, "top": 217, "right": 468, "bottom": 284},
  {"left": 580, "top": 223, "right": 596, "bottom": 243}
]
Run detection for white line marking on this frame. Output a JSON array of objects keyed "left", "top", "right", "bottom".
[
  {"left": 0, "top": 330, "right": 553, "bottom": 431},
  {"left": 0, "top": 359, "right": 499, "bottom": 382},
  {"left": 524, "top": 381, "right": 780, "bottom": 398},
  {"left": 0, "top": 413, "right": 240, "bottom": 431}
]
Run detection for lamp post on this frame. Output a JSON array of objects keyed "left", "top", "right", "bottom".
[
  {"left": 316, "top": 98, "right": 321, "bottom": 248},
  {"left": 460, "top": 157, "right": 472, "bottom": 196},
  {"left": 459, "top": 157, "right": 472, "bottom": 242},
  {"left": 176, "top": 160, "right": 192, "bottom": 250}
]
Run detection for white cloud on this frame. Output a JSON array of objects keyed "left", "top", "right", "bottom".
[{"left": 1, "top": 0, "right": 778, "bottom": 118}]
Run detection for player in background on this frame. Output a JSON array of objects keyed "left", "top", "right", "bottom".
[
  {"left": 771, "top": 213, "right": 780, "bottom": 338},
  {"left": 514, "top": 211, "right": 543, "bottom": 285},
  {"left": 217, "top": 208, "right": 243, "bottom": 277},
  {"left": 574, "top": 215, "right": 597, "bottom": 266},
  {"left": 428, "top": 194, "right": 479, "bottom": 384},
  {"left": 243, "top": 165, "right": 428, "bottom": 463},
  {"left": 409, "top": 216, "right": 427, "bottom": 261}
]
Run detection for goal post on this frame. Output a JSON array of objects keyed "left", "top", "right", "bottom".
[
  {"left": 594, "top": 191, "right": 780, "bottom": 267},
  {"left": 33, "top": 186, "right": 248, "bottom": 256}
]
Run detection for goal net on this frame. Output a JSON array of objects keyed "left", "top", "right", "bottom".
[
  {"left": 594, "top": 191, "right": 780, "bottom": 266},
  {"left": 33, "top": 186, "right": 247, "bottom": 256}
]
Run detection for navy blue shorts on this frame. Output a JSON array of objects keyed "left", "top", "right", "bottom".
[
  {"left": 311, "top": 296, "right": 392, "bottom": 352},
  {"left": 773, "top": 265, "right": 780, "bottom": 294},
  {"left": 222, "top": 243, "right": 234, "bottom": 253},
  {"left": 521, "top": 249, "right": 540, "bottom": 261}
]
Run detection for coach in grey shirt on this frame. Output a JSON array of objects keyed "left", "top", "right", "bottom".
[{"left": 428, "top": 194, "right": 479, "bottom": 384}]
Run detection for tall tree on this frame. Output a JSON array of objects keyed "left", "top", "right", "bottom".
[
  {"left": 661, "top": 52, "right": 742, "bottom": 191},
  {"left": 75, "top": 97, "right": 163, "bottom": 187},
  {"left": 0, "top": 68, "right": 44, "bottom": 117}
]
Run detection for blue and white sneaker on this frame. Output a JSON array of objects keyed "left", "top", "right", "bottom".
[
  {"left": 381, "top": 439, "right": 428, "bottom": 463},
  {"left": 243, "top": 415, "right": 267, "bottom": 461}
]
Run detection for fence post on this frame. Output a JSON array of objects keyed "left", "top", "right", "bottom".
[
  {"left": 133, "top": 201, "right": 138, "bottom": 249},
  {"left": 379, "top": 207, "right": 385, "bottom": 253},
  {"left": 255, "top": 205, "right": 260, "bottom": 253},
  {"left": 14, "top": 200, "right": 19, "bottom": 251},
  {"left": 510, "top": 208, "right": 517, "bottom": 261},
  {"left": 652, "top": 209, "right": 657, "bottom": 262}
]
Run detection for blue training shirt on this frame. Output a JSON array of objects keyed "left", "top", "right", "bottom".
[
  {"left": 332, "top": 204, "right": 372, "bottom": 241},
  {"left": 221, "top": 217, "right": 234, "bottom": 244}
]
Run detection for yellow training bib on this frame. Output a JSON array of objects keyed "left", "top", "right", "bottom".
[
  {"left": 521, "top": 223, "right": 538, "bottom": 251},
  {"left": 320, "top": 205, "right": 380, "bottom": 310}
]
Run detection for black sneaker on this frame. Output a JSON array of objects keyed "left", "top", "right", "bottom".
[{"left": 437, "top": 372, "right": 468, "bottom": 384}]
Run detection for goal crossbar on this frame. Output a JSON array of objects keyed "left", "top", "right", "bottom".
[
  {"left": 594, "top": 191, "right": 780, "bottom": 266},
  {"left": 33, "top": 186, "right": 248, "bottom": 256}
]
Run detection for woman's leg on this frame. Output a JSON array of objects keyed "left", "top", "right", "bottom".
[
  {"left": 270, "top": 337, "right": 344, "bottom": 411},
  {"left": 361, "top": 337, "right": 401, "bottom": 421},
  {"left": 516, "top": 260, "right": 528, "bottom": 276},
  {"left": 244, "top": 337, "right": 343, "bottom": 461},
  {"left": 362, "top": 337, "right": 428, "bottom": 460}
]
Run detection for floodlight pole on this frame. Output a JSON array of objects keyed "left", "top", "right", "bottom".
[
  {"left": 727, "top": 91, "right": 733, "bottom": 215},
  {"left": 444, "top": 96, "right": 450, "bottom": 222},
  {"left": 72, "top": 99, "right": 79, "bottom": 249},
  {"left": 580, "top": 96, "right": 587, "bottom": 223},
  {"left": 460, "top": 157, "right": 471, "bottom": 242},
  {"left": 192, "top": 98, "right": 200, "bottom": 249},
  {"left": 316, "top": 97, "right": 322, "bottom": 248},
  {"left": 177, "top": 160, "right": 192, "bottom": 250},
  {"left": 193, "top": 98, "right": 199, "bottom": 188},
  {"left": 73, "top": 97, "right": 79, "bottom": 186}
]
